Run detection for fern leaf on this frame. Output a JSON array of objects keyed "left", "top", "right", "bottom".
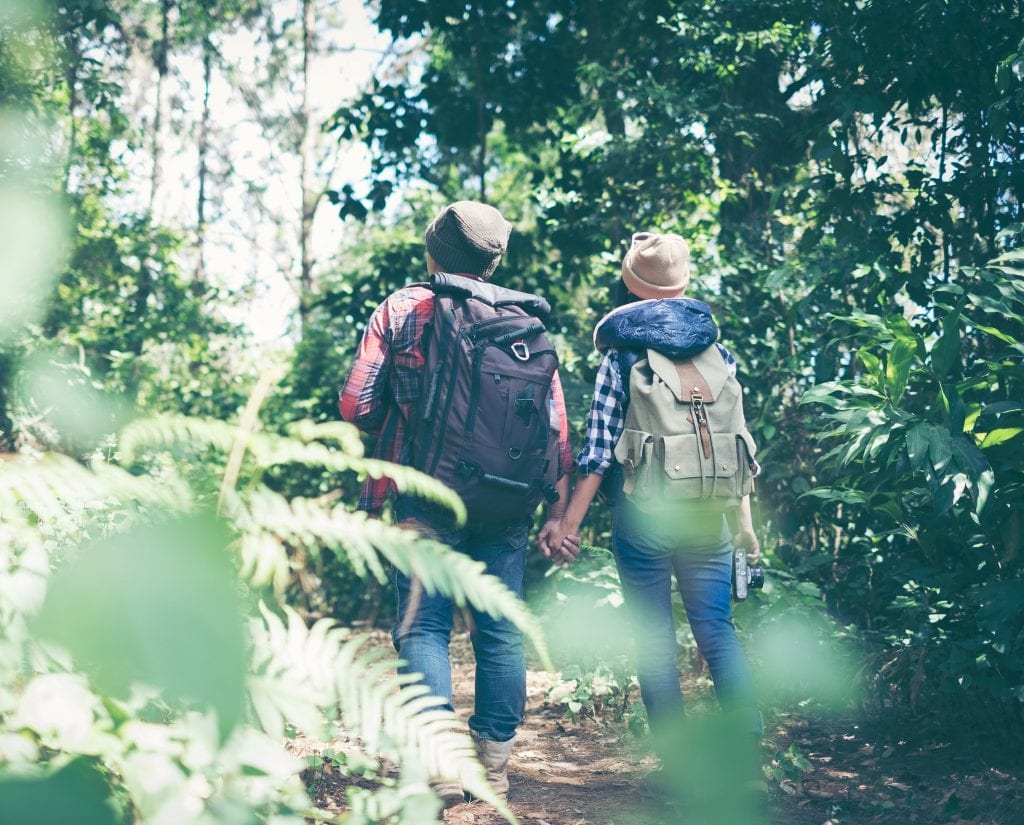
[
  {"left": 0, "top": 454, "right": 190, "bottom": 526},
  {"left": 120, "top": 415, "right": 466, "bottom": 524},
  {"left": 238, "top": 491, "right": 551, "bottom": 669},
  {"left": 327, "top": 630, "right": 512, "bottom": 818},
  {"left": 238, "top": 532, "right": 290, "bottom": 593},
  {"left": 286, "top": 419, "right": 365, "bottom": 456},
  {"left": 248, "top": 607, "right": 515, "bottom": 821}
]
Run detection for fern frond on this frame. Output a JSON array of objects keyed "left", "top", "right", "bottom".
[
  {"left": 249, "top": 606, "right": 339, "bottom": 739},
  {"left": 237, "top": 489, "right": 551, "bottom": 670},
  {"left": 0, "top": 454, "right": 191, "bottom": 525},
  {"left": 261, "top": 440, "right": 466, "bottom": 526},
  {"left": 119, "top": 415, "right": 244, "bottom": 461},
  {"left": 120, "top": 415, "right": 467, "bottom": 525},
  {"left": 238, "top": 531, "right": 291, "bottom": 593},
  {"left": 249, "top": 606, "right": 514, "bottom": 821},
  {"left": 286, "top": 419, "right": 365, "bottom": 456}
]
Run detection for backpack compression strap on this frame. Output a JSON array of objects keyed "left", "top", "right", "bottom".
[{"left": 430, "top": 273, "right": 551, "bottom": 317}]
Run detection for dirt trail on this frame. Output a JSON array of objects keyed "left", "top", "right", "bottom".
[{"left": 305, "top": 632, "right": 1024, "bottom": 825}]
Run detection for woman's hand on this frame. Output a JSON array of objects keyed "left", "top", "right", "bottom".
[{"left": 733, "top": 527, "right": 761, "bottom": 562}]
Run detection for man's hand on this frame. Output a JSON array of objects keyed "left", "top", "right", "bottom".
[
  {"left": 733, "top": 527, "right": 761, "bottom": 562},
  {"left": 538, "top": 517, "right": 581, "bottom": 569}
]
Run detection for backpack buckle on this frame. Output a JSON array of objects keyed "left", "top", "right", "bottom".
[
  {"left": 514, "top": 392, "right": 536, "bottom": 422},
  {"left": 511, "top": 340, "right": 530, "bottom": 361}
]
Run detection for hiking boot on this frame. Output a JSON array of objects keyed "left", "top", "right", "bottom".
[
  {"left": 471, "top": 733, "right": 515, "bottom": 801},
  {"left": 429, "top": 780, "right": 465, "bottom": 810}
]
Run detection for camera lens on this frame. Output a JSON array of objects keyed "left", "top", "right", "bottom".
[{"left": 749, "top": 566, "right": 765, "bottom": 590}]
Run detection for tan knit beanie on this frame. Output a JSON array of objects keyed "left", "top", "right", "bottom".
[
  {"left": 424, "top": 200, "right": 512, "bottom": 279},
  {"left": 621, "top": 232, "right": 691, "bottom": 300}
]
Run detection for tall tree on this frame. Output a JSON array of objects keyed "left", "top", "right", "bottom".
[
  {"left": 298, "top": 0, "right": 317, "bottom": 317},
  {"left": 148, "top": 0, "right": 174, "bottom": 215}
]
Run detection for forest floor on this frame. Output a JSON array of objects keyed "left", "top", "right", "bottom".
[{"left": 301, "top": 632, "right": 1024, "bottom": 825}]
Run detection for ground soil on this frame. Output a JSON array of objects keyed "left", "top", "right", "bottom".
[{"left": 300, "top": 632, "right": 1024, "bottom": 825}]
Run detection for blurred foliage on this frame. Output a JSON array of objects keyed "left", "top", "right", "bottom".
[
  {"left": 0, "top": 407, "right": 529, "bottom": 822},
  {"left": 535, "top": 544, "right": 644, "bottom": 727}
]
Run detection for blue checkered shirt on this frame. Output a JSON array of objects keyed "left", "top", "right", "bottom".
[{"left": 577, "top": 345, "right": 738, "bottom": 476}]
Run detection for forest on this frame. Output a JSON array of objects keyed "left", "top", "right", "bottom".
[{"left": 1, "top": 0, "right": 1022, "bottom": 823}]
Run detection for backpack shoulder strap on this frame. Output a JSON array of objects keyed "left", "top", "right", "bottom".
[{"left": 646, "top": 346, "right": 729, "bottom": 403}]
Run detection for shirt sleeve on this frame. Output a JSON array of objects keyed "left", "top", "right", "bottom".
[
  {"left": 716, "top": 343, "right": 738, "bottom": 378},
  {"left": 577, "top": 351, "right": 625, "bottom": 476},
  {"left": 339, "top": 300, "right": 392, "bottom": 435},
  {"left": 549, "top": 370, "right": 574, "bottom": 479}
]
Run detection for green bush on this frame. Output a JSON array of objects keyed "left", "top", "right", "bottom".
[{"left": 800, "top": 247, "right": 1024, "bottom": 726}]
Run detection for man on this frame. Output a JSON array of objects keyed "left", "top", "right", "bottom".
[{"left": 339, "top": 200, "right": 577, "bottom": 807}]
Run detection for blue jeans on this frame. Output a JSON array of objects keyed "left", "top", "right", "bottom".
[
  {"left": 613, "top": 502, "right": 762, "bottom": 736},
  {"left": 392, "top": 501, "right": 528, "bottom": 743}
]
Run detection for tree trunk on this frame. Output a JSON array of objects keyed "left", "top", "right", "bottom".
[
  {"left": 63, "top": 40, "right": 80, "bottom": 194},
  {"left": 0, "top": 352, "right": 16, "bottom": 452},
  {"left": 580, "top": 0, "right": 625, "bottom": 138},
  {"left": 472, "top": 3, "right": 487, "bottom": 202},
  {"left": 149, "top": 0, "right": 173, "bottom": 216},
  {"left": 298, "top": 0, "right": 317, "bottom": 323},
  {"left": 196, "top": 35, "right": 213, "bottom": 290}
]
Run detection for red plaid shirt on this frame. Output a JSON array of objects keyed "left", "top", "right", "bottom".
[{"left": 340, "top": 283, "right": 573, "bottom": 515}]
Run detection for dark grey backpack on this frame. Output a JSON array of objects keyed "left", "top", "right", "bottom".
[{"left": 410, "top": 273, "right": 561, "bottom": 525}]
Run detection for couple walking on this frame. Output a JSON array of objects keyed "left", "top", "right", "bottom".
[{"left": 339, "top": 200, "right": 763, "bottom": 810}]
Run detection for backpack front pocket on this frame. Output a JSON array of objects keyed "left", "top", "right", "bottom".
[
  {"left": 661, "top": 432, "right": 746, "bottom": 503},
  {"left": 661, "top": 433, "right": 706, "bottom": 499}
]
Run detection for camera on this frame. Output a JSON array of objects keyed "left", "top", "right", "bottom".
[{"left": 733, "top": 549, "right": 765, "bottom": 601}]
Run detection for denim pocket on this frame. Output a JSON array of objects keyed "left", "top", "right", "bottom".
[{"left": 501, "top": 522, "right": 529, "bottom": 551}]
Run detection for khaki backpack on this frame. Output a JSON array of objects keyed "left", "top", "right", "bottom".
[{"left": 613, "top": 344, "right": 757, "bottom": 512}]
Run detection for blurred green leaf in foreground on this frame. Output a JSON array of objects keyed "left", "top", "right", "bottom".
[{"left": 33, "top": 514, "right": 248, "bottom": 740}]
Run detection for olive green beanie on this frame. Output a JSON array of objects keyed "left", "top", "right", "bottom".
[{"left": 425, "top": 200, "right": 512, "bottom": 279}]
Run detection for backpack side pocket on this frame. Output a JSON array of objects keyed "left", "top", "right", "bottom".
[
  {"left": 736, "top": 430, "right": 758, "bottom": 497},
  {"left": 614, "top": 428, "right": 655, "bottom": 498}
]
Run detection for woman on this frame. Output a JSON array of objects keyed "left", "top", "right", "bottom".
[{"left": 539, "top": 231, "right": 763, "bottom": 742}]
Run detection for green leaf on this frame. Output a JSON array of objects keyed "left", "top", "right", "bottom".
[
  {"left": 906, "top": 424, "right": 930, "bottom": 471},
  {"left": 798, "top": 382, "right": 847, "bottom": 407},
  {"left": 975, "top": 468, "right": 995, "bottom": 515},
  {"left": 980, "top": 427, "right": 1024, "bottom": 448},
  {"left": 966, "top": 322, "right": 1021, "bottom": 345},
  {"left": 885, "top": 340, "right": 916, "bottom": 403},
  {"left": 0, "top": 758, "right": 124, "bottom": 825},
  {"left": 857, "top": 349, "right": 883, "bottom": 379},
  {"left": 34, "top": 513, "right": 249, "bottom": 740},
  {"left": 978, "top": 401, "right": 1024, "bottom": 421},
  {"left": 951, "top": 435, "right": 991, "bottom": 478},
  {"left": 799, "top": 487, "right": 867, "bottom": 504},
  {"left": 930, "top": 296, "right": 965, "bottom": 379},
  {"left": 926, "top": 427, "right": 953, "bottom": 472}
]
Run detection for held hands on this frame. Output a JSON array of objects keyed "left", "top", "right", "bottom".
[{"left": 538, "top": 517, "right": 581, "bottom": 569}]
